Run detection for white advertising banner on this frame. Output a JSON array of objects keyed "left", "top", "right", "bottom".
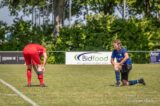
[{"left": 65, "top": 52, "right": 112, "bottom": 65}]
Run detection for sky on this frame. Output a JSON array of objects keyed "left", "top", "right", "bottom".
[
  {"left": 0, "top": 5, "right": 78, "bottom": 26},
  {"left": 0, "top": 0, "right": 15, "bottom": 25},
  {"left": 0, "top": 5, "right": 85, "bottom": 26},
  {"left": 0, "top": 6, "right": 15, "bottom": 25},
  {"left": 0, "top": 0, "right": 69, "bottom": 26}
]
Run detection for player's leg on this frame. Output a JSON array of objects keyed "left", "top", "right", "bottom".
[
  {"left": 26, "top": 65, "right": 32, "bottom": 86},
  {"left": 32, "top": 54, "right": 45, "bottom": 87},
  {"left": 121, "top": 64, "right": 136, "bottom": 85},
  {"left": 121, "top": 72, "right": 130, "bottom": 86},
  {"left": 121, "top": 64, "right": 131, "bottom": 86},
  {"left": 114, "top": 63, "right": 121, "bottom": 86},
  {"left": 125, "top": 64, "right": 146, "bottom": 85},
  {"left": 23, "top": 53, "right": 32, "bottom": 86},
  {"left": 37, "top": 65, "right": 45, "bottom": 87},
  {"left": 129, "top": 78, "right": 146, "bottom": 85},
  {"left": 32, "top": 65, "right": 38, "bottom": 74}
]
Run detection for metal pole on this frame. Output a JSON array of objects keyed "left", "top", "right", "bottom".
[
  {"left": 52, "top": 0, "right": 54, "bottom": 24},
  {"left": 69, "top": 0, "right": 72, "bottom": 27},
  {"left": 32, "top": 6, "right": 34, "bottom": 29},
  {"left": 123, "top": 0, "right": 126, "bottom": 19},
  {"left": 35, "top": 7, "right": 36, "bottom": 27},
  {"left": 38, "top": 6, "right": 40, "bottom": 26}
]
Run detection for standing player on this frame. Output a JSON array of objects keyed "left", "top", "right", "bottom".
[
  {"left": 23, "top": 43, "right": 47, "bottom": 87},
  {"left": 111, "top": 39, "right": 145, "bottom": 86}
]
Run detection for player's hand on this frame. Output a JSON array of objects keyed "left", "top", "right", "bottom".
[
  {"left": 42, "top": 66, "right": 45, "bottom": 72},
  {"left": 115, "top": 63, "right": 120, "bottom": 66},
  {"left": 114, "top": 63, "right": 122, "bottom": 70},
  {"left": 118, "top": 63, "right": 123, "bottom": 66}
]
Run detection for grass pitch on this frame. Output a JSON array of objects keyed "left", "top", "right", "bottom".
[{"left": 0, "top": 64, "right": 160, "bottom": 106}]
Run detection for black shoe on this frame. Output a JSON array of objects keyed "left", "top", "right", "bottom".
[
  {"left": 40, "top": 84, "right": 47, "bottom": 87},
  {"left": 138, "top": 78, "right": 146, "bottom": 85},
  {"left": 115, "top": 81, "right": 121, "bottom": 87}
]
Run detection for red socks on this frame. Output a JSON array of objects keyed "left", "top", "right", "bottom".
[
  {"left": 27, "top": 69, "right": 32, "bottom": 85},
  {"left": 27, "top": 69, "right": 44, "bottom": 86},
  {"left": 38, "top": 74, "right": 44, "bottom": 85}
]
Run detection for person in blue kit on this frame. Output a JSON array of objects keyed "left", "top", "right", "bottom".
[{"left": 111, "top": 39, "right": 146, "bottom": 86}]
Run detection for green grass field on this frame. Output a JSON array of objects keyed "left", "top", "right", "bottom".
[{"left": 0, "top": 64, "right": 160, "bottom": 106}]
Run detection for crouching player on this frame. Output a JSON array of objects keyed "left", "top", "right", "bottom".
[
  {"left": 111, "top": 39, "right": 145, "bottom": 86},
  {"left": 23, "top": 43, "right": 47, "bottom": 87}
]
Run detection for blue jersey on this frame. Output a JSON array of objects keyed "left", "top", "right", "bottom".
[{"left": 111, "top": 47, "right": 132, "bottom": 64}]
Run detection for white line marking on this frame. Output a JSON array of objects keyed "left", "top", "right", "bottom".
[{"left": 0, "top": 79, "right": 39, "bottom": 106}]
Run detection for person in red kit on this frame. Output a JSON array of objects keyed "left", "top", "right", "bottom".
[{"left": 23, "top": 43, "right": 47, "bottom": 87}]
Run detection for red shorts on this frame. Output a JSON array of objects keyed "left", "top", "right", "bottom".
[{"left": 23, "top": 51, "right": 41, "bottom": 65}]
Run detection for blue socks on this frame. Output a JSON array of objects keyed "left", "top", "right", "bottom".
[
  {"left": 115, "top": 71, "right": 120, "bottom": 82},
  {"left": 129, "top": 80, "right": 138, "bottom": 85}
]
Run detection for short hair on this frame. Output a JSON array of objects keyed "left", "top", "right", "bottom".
[{"left": 113, "top": 39, "right": 121, "bottom": 45}]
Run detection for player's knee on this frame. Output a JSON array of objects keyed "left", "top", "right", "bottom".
[
  {"left": 114, "top": 65, "right": 120, "bottom": 71},
  {"left": 27, "top": 65, "right": 32, "bottom": 70},
  {"left": 122, "top": 80, "right": 128, "bottom": 86},
  {"left": 37, "top": 71, "right": 43, "bottom": 75},
  {"left": 27, "top": 67, "right": 32, "bottom": 71}
]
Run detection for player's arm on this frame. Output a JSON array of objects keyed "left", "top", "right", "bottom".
[
  {"left": 32, "top": 65, "right": 38, "bottom": 74},
  {"left": 119, "top": 52, "right": 129, "bottom": 65},
  {"left": 111, "top": 58, "right": 115, "bottom": 66},
  {"left": 111, "top": 51, "right": 116, "bottom": 66},
  {"left": 41, "top": 52, "right": 47, "bottom": 72},
  {"left": 42, "top": 52, "right": 47, "bottom": 67},
  {"left": 111, "top": 58, "right": 122, "bottom": 70}
]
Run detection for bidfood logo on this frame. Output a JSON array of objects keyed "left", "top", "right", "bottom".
[{"left": 74, "top": 52, "right": 108, "bottom": 61}]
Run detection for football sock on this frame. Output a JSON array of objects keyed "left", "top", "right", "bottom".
[
  {"left": 27, "top": 69, "right": 32, "bottom": 85},
  {"left": 129, "top": 80, "right": 138, "bottom": 85},
  {"left": 115, "top": 71, "right": 120, "bottom": 82},
  {"left": 38, "top": 74, "right": 44, "bottom": 85}
]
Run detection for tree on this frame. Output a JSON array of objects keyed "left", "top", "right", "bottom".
[
  {"left": 128, "top": 0, "right": 160, "bottom": 19},
  {"left": 81, "top": 0, "right": 118, "bottom": 15},
  {"left": 0, "top": 0, "right": 65, "bottom": 38},
  {"left": 53, "top": 0, "right": 65, "bottom": 37}
]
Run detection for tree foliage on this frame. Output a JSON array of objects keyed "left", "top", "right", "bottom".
[{"left": 44, "top": 14, "right": 160, "bottom": 63}]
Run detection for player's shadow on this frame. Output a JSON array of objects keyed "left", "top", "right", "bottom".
[
  {"left": 108, "top": 84, "right": 123, "bottom": 87},
  {"left": 109, "top": 84, "right": 115, "bottom": 86},
  {"left": 24, "top": 84, "right": 47, "bottom": 87}
]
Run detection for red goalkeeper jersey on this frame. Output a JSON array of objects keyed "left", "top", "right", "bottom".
[{"left": 23, "top": 44, "right": 46, "bottom": 65}]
